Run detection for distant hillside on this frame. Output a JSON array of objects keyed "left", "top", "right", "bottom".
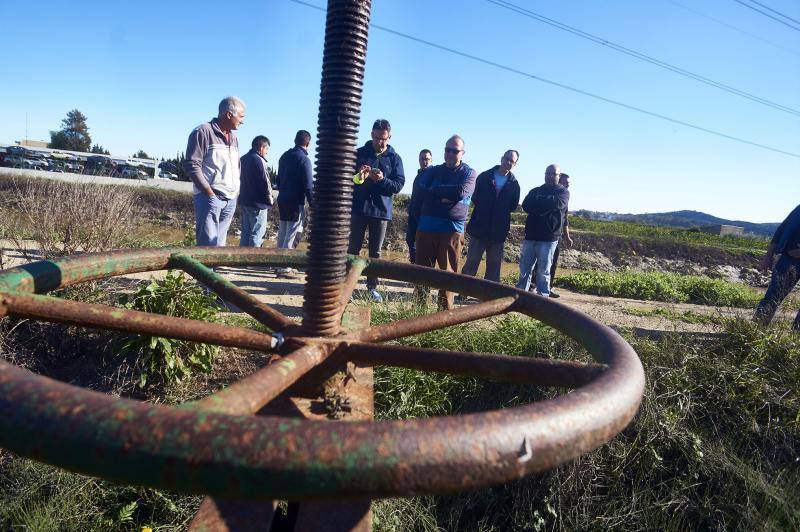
[{"left": 573, "top": 209, "right": 778, "bottom": 238}]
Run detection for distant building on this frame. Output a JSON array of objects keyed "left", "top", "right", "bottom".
[
  {"left": 18, "top": 140, "right": 48, "bottom": 148},
  {"left": 698, "top": 224, "right": 744, "bottom": 237}
]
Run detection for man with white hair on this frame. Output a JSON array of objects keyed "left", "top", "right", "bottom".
[{"left": 183, "top": 96, "right": 246, "bottom": 246}]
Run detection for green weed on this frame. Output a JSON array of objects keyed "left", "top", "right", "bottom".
[
  {"left": 118, "top": 270, "right": 221, "bottom": 387},
  {"left": 621, "top": 306, "right": 725, "bottom": 325}
]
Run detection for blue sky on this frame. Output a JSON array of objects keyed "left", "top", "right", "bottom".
[{"left": 1, "top": 0, "right": 797, "bottom": 222}]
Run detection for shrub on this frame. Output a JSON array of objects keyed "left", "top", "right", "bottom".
[
  {"left": 118, "top": 270, "right": 220, "bottom": 387},
  {"left": 558, "top": 269, "right": 761, "bottom": 307},
  {"left": 9, "top": 178, "right": 142, "bottom": 258}
]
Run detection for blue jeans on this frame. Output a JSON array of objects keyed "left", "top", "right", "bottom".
[
  {"left": 516, "top": 239, "right": 558, "bottom": 295},
  {"left": 754, "top": 254, "right": 800, "bottom": 330},
  {"left": 194, "top": 193, "right": 237, "bottom": 246},
  {"left": 239, "top": 205, "right": 270, "bottom": 248}
]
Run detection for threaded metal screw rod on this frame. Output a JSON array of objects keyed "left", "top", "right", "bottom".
[{"left": 303, "top": 0, "right": 373, "bottom": 336}]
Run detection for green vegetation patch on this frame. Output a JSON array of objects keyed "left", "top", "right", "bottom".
[
  {"left": 621, "top": 306, "right": 726, "bottom": 325},
  {"left": 558, "top": 269, "right": 762, "bottom": 307}
]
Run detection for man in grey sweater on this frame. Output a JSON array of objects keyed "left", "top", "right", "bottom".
[{"left": 183, "top": 96, "right": 246, "bottom": 246}]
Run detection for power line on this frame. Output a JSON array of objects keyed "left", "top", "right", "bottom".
[
  {"left": 288, "top": 0, "right": 800, "bottom": 160},
  {"left": 732, "top": 0, "right": 800, "bottom": 32},
  {"left": 747, "top": 0, "right": 800, "bottom": 26},
  {"left": 486, "top": 0, "right": 800, "bottom": 117},
  {"left": 665, "top": 0, "right": 800, "bottom": 57}
]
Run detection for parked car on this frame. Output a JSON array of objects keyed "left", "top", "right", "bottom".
[
  {"left": 121, "top": 166, "right": 148, "bottom": 180},
  {"left": 22, "top": 158, "right": 49, "bottom": 170},
  {"left": 2, "top": 155, "right": 24, "bottom": 167},
  {"left": 158, "top": 170, "right": 178, "bottom": 179}
]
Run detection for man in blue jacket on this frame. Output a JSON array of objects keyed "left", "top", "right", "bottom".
[
  {"left": 238, "top": 135, "right": 274, "bottom": 248},
  {"left": 348, "top": 119, "right": 405, "bottom": 302},
  {"left": 754, "top": 203, "right": 800, "bottom": 331},
  {"left": 461, "top": 150, "right": 521, "bottom": 283},
  {"left": 413, "top": 134, "right": 477, "bottom": 309},
  {"left": 515, "top": 164, "right": 569, "bottom": 296},
  {"left": 276, "top": 130, "right": 313, "bottom": 273}
]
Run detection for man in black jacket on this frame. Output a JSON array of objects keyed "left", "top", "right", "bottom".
[
  {"left": 461, "top": 150, "right": 521, "bottom": 283},
  {"left": 515, "top": 164, "right": 569, "bottom": 296},
  {"left": 276, "top": 130, "right": 313, "bottom": 273},
  {"left": 238, "top": 135, "right": 274, "bottom": 248},
  {"left": 547, "top": 172, "right": 574, "bottom": 298},
  {"left": 406, "top": 148, "right": 433, "bottom": 263}
]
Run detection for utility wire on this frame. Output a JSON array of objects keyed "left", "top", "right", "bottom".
[
  {"left": 732, "top": 0, "right": 800, "bottom": 32},
  {"left": 747, "top": 0, "right": 800, "bottom": 26},
  {"left": 665, "top": 0, "right": 800, "bottom": 57},
  {"left": 487, "top": 0, "right": 800, "bottom": 117},
  {"left": 288, "top": 0, "right": 800, "bottom": 160}
]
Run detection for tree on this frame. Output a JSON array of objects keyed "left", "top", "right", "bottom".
[
  {"left": 90, "top": 144, "right": 110, "bottom": 155},
  {"left": 132, "top": 150, "right": 150, "bottom": 159},
  {"left": 49, "top": 109, "right": 92, "bottom": 152}
]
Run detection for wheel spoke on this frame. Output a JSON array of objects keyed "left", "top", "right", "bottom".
[
  {"left": 344, "top": 341, "right": 605, "bottom": 388},
  {"left": 170, "top": 253, "right": 295, "bottom": 332},
  {"left": 357, "top": 295, "right": 518, "bottom": 343},
  {"left": 187, "top": 342, "right": 335, "bottom": 415},
  {"left": 0, "top": 292, "right": 279, "bottom": 352},
  {"left": 336, "top": 256, "right": 368, "bottom": 319}
]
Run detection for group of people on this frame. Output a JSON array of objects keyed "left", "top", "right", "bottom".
[
  {"left": 183, "top": 96, "right": 799, "bottom": 329},
  {"left": 182, "top": 97, "right": 573, "bottom": 310}
]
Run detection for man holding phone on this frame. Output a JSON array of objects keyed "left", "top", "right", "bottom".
[{"left": 348, "top": 119, "right": 406, "bottom": 302}]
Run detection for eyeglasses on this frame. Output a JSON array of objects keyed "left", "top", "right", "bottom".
[{"left": 444, "top": 147, "right": 462, "bottom": 154}]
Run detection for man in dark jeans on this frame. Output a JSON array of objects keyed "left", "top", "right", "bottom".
[
  {"left": 348, "top": 119, "right": 405, "bottom": 302},
  {"left": 547, "top": 173, "right": 574, "bottom": 298},
  {"left": 461, "top": 150, "right": 521, "bottom": 283},
  {"left": 406, "top": 149, "right": 433, "bottom": 264},
  {"left": 754, "top": 204, "right": 800, "bottom": 331}
]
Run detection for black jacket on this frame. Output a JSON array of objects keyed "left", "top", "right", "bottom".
[
  {"left": 522, "top": 183, "right": 570, "bottom": 242},
  {"left": 277, "top": 146, "right": 313, "bottom": 221},
  {"left": 466, "top": 166, "right": 520, "bottom": 243},
  {"left": 238, "top": 149, "right": 273, "bottom": 210}
]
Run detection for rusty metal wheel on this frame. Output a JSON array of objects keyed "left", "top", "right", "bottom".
[{"left": 0, "top": 246, "right": 644, "bottom": 500}]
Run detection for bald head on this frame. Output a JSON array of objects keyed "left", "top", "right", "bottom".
[{"left": 544, "top": 164, "right": 560, "bottom": 185}]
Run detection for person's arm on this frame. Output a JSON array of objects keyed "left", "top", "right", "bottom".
[
  {"left": 521, "top": 189, "right": 535, "bottom": 214},
  {"left": 509, "top": 181, "right": 520, "bottom": 212},
  {"left": 302, "top": 156, "right": 314, "bottom": 204},
  {"left": 183, "top": 128, "right": 214, "bottom": 197},
  {"left": 430, "top": 168, "right": 477, "bottom": 203},
  {"left": 760, "top": 242, "right": 777, "bottom": 273},
  {"left": 563, "top": 224, "right": 573, "bottom": 248},
  {"left": 259, "top": 157, "right": 274, "bottom": 205}
]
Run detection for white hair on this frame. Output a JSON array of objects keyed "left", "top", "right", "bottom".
[{"left": 219, "top": 96, "right": 245, "bottom": 116}]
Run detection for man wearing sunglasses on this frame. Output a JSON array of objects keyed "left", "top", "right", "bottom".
[
  {"left": 461, "top": 150, "right": 521, "bottom": 284},
  {"left": 412, "top": 135, "right": 477, "bottom": 309},
  {"left": 516, "top": 164, "right": 569, "bottom": 296},
  {"left": 348, "top": 119, "right": 406, "bottom": 303}
]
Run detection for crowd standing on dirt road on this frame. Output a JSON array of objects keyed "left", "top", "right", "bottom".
[
  {"left": 184, "top": 96, "right": 795, "bottom": 331},
  {"left": 754, "top": 203, "right": 800, "bottom": 331}
]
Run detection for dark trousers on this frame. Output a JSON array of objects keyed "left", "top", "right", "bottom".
[
  {"left": 754, "top": 254, "right": 800, "bottom": 330},
  {"left": 406, "top": 214, "right": 419, "bottom": 263},
  {"left": 461, "top": 235, "right": 504, "bottom": 283},
  {"left": 347, "top": 213, "right": 388, "bottom": 290},
  {"left": 414, "top": 230, "right": 465, "bottom": 310}
]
